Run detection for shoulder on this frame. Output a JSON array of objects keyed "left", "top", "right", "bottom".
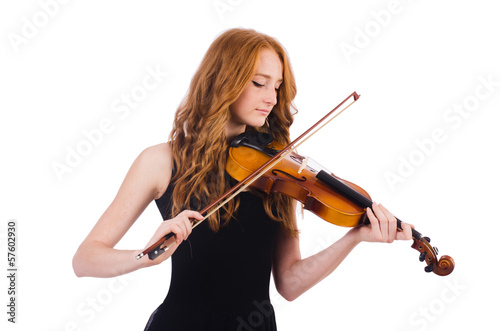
[
  {"left": 138, "top": 142, "right": 172, "bottom": 167},
  {"left": 134, "top": 142, "right": 173, "bottom": 200}
]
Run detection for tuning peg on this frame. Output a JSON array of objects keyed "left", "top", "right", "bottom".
[
  {"left": 423, "top": 236, "right": 431, "bottom": 243},
  {"left": 433, "top": 247, "right": 439, "bottom": 255},
  {"left": 419, "top": 251, "right": 427, "bottom": 262},
  {"left": 424, "top": 264, "right": 434, "bottom": 273}
]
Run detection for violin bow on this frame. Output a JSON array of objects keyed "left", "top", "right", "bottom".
[{"left": 136, "top": 92, "right": 360, "bottom": 260}]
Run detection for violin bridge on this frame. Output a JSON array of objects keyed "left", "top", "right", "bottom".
[{"left": 298, "top": 156, "right": 309, "bottom": 174}]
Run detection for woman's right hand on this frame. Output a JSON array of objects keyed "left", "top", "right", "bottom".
[{"left": 142, "top": 210, "right": 204, "bottom": 265}]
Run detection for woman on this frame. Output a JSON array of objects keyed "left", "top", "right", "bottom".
[{"left": 72, "top": 28, "right": 413, "bottom": 330}]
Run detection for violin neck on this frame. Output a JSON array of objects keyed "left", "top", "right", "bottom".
[{"left": 316, "top": 170, "right": 422, "bottom": 240}]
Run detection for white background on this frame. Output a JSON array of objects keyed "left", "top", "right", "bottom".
[{"left": 1, "top": 0, "right": 499, "bottom": 330}]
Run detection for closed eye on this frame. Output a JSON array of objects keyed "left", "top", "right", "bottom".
[{"left": 252, "top": 81, "right": 264, "bottom": 87}]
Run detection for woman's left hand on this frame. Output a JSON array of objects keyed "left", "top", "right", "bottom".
[{"left": 352, "top": 202, "right": 413, "bottom": 243}]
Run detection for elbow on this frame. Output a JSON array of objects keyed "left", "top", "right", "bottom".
[
  {"left": 280, "top": 293, "right": 298, "bottom": 302},
  {"left": 276, "top": 283, "right": 301, "bottom": 302},
  {"left": 72, "top": 240, "right": 104, "bottom": 278},
  {"left": 72, "top": 248, "right": 89, "bottom": 278},
  {"left": 72, "top": 253, "right": 84, "bottom": 278},
  {"left": 274, "top": 269, "right": 304, "bottom": 302}
]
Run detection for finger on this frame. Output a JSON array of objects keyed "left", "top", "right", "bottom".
[
  {"left": 379, "top": 204, "right": 397, "bottom": 243},
  {"left": 172, "top": 219, "right": 187, "bottom": 244},
  {"left": 180, "top": 215, "right": 192, "bottom": 240},
  {"left": 168, "top": 223, "right": 185, "bottom": 244},
  {"left": 177, "top": 210, "right": 203, "bottom": 239},
  {"left": 366, "top": 206, "right": 382, "bottom": 241},
  {"left": 371, "top": 203, "right": 389, "bottom": 241},
  {"left": 181, "top": 210, "right": 203, "bottom": 233},
  {"left": 180, "top": 210, "right": 204, "bottom": 222},
  {"left": 396, "top": 222, "right": 413, "bottom": 241}
]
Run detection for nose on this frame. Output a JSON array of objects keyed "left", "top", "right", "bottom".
[{"left": 264, "top": 86, "right": 278, "bottom": 107}]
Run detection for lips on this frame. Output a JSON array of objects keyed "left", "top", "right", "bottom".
[{"left": 256, "top": 109, "right": 271, "bottom": 115}]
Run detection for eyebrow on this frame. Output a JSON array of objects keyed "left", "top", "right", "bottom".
[{"left": 254, "top": 73, "right": 283, "bottom": 83}]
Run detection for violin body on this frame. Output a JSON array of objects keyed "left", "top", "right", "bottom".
[
  {"left": 227, "top": 141, "right": 370, "bottom": 228},
  {"left": 226, "top": 131, "right": 455, "bottom": 276}
]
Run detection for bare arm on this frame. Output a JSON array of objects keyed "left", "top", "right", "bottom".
[
  {"left": 272, "top": 203, "right": 412, "bottom": 301},
  {"left": 272, "top": 225, "right": 360, "bottom": 302},
  {"left": 72, "top": 143, "right": 202, "bottom": 278}
]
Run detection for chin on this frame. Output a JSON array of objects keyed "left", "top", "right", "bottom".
[
  {"left": 248, "top": 117, "right": 267, "bottom": 128},
  {"left": 250, "top": 122, "right": 266, "bottom": 129}
]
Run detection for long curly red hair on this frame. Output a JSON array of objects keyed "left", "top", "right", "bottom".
[{"left": 169, "top": 28, "right": 298, "bottom": 237}]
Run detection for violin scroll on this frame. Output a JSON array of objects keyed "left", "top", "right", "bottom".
[{"left": 411, "top": 237, "right": 455, "bottom": 276}]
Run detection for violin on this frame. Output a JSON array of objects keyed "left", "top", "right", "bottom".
[
  {"left": 226, "top": 131, "right": 455, "bottom": 276},
  {"left": 137, "top": 91, "right": 455, "bottom": 276}
]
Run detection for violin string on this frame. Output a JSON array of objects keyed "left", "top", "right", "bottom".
[
  {"left": 189, "top": 97, "right": 359, "bottom": 232},
  {"left": 139, "top": 93, "right": 359, "bottom": 259}
]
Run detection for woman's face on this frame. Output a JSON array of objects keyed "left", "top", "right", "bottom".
[{"left": 227, "top": 49, "right": 283, "bottom": 138}]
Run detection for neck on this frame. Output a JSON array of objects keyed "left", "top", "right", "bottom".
[{"left": 225, "top": 123, "right": 246, "bottom": 143}]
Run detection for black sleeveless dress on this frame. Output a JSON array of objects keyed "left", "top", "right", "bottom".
[{"left": 144, "top": 184, "right": 281, "bottom": 331}]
